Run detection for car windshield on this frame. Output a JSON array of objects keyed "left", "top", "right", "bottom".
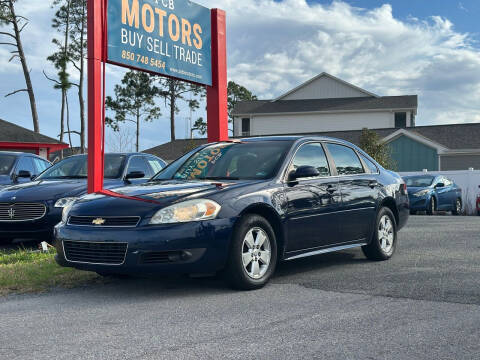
[
  {"left": 154, "top": 141, "right": 293, "bottom": 181},
  {"left": 37, "top": 155, "right": 126, "bottom": 180},
  {"left": 0, "top": 154, "right": 16, "bottom": 175},
  {"left": 404, "top": 176, "right": 435, "bottom": 187}
]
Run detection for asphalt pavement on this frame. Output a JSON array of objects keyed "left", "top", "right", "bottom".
[{"left": 1, "top": 216, "right": 479, "bottom": 360}]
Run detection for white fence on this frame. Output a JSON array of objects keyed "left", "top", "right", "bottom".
[{"left": 399, "top": 170, "right": 480, "bottom": 215}]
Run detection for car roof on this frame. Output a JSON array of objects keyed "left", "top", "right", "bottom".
[
  {"left": 238, "top": 135, "right": 360, "bottom": 147},
  {"left": 0, "top": 151, "right": 48, "bottom": 159}
]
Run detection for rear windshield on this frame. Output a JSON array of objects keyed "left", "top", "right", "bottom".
[
  {"left": 154, "top": 141, "right": 293, "bottom": 181},
  {"left": 37, "top": 155, "right": 126, "bottom": 180},
  {"left": 404, "top": 176, "right": 435, "bottom": 187},
  {"left": 0, "top": 154, "right": 16, "bottom": 175}
]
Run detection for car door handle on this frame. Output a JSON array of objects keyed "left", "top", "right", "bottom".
[
  {"left": 327, "top": 185, "right": 337, "bottom": 194},
  {"left": 369, "top": 180, "right": 378, "bottom": 188}
]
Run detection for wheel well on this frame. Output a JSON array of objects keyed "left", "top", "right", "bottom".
[
  {"left": 380, "top": 198, "right": 399, "bottom": 225},
  {"left": 239, "top": 204, "right": 286, "bottom": 260}
]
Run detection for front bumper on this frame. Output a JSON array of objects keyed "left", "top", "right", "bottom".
[
  {"left": 0, "top": 209, "right": 62, "bottom": 240},
  {"left": 54, "top": 217, "right": 237, "bottom": 275},
  {"left": 408, "top": 195, "right": 429, "bottom": 211}
]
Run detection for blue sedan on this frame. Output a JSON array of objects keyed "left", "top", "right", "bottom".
[
  {"left": 403, "top": 175, "right": 462, "bottom": 215},
  {"left": 0, "top": 152, "right": 51, "bottom": 188},
  {"left": 0, "top": 153, "right": 165, "bottom": 243},
  {"left": 55, "top": 136, "right": 409, "bottom": 290}
]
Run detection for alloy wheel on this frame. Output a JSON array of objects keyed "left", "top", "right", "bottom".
[
  {"left": 242, "top": 227, "right": 271, "bottom": 280},
  {"left": 456, "top": 199, "right": 462, "bottom": 214},
  {"left": 378, "top": 215, "right": 394, "bottom": 254}
]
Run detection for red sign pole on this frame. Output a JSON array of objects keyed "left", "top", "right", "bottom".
[
  {"left": 87, "top": 0, "right": 105, "bottom": 193},
  {"left": 207, "top": 9, "right": 229, "bottom": 143}
]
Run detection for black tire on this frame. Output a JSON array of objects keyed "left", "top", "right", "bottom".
[
  {"left": 362, "top": 207, "right": 397, "bottom": 261},
  {"left": 426, "top": 197, "right": 436, "bottom": 215},
  {"left": 224, "top": 214, "right": 277, "bottom": 290},
  {"left": 409, "top": 210, "right": 416, "bottom": 215},
  {"left": 452, "top": 198, "right": 462, "bottom": 215}
]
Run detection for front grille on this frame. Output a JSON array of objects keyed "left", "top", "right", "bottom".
[
  {"left": 63, "top": 241, "right": 128, "bottom": 265},
  {"left": 68, "top": 216, "right": 140, "bottom": 227},
  {"left": 0, "top": 203, "right": 46, "bottom": 222}
]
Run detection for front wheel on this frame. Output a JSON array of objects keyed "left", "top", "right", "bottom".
[
  {"left": 452, "top": 198, "right": 462, "bottom": 215},
  {"left": 224, "top": 214, "right": 277, "bottom": 290},
  {"left": 362, "top": 207, "right": 397, "bottom": 261}
]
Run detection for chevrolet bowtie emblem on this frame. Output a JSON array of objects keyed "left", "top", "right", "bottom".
[
  {"left": 92, "top": 218, "right": 106, "bottom": 225},
  {"left": 7, "top": 208, "right": 15, "bottom": 219}
]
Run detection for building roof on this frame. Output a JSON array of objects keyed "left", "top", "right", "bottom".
[
  {"left": 145, "top": 123, "right": 480, "bottom": 161},
  {"left": 233, "top": 96, "right": 418, "bottom": 116},
  {"left": 0, "top": 118, "right": 66, "bottom": 145}
]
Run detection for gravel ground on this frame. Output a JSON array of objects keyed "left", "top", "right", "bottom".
[{"left": 1, "top": 216, "right": 479, "bottom": 360}]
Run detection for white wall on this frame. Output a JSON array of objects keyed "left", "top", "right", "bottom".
[
  {"left": 281, "top": 76, "right": 371, "bottom": 100},
  {"left": 234, "top": 111, "right": 394, "bottom": 137},
  {"left": 400, "top": 170, "right": 480, "bottom": 215}
]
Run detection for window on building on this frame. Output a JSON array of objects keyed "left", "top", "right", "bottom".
[
  {"left": 395, "top": 112, "right": 407, "bottom": 128},
  {"left": 242, "top": 118, "right": 250, "bottom": 136}
]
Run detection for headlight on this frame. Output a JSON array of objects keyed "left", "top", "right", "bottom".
[
  {"left": 55, "top": 197, "right": 77, "bottom": 208},
  {"left": 61, "top": 202, "right": 74, "bottom": 223},
  {"left": 150, "top": 199, "right": 221, "bottom": 224},
  {"left": 413, "top": 189, "right": 430, "bottom": 197}
]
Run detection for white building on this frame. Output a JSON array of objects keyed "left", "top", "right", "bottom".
[{"left": 232, "top": 73, "right": 418, "bottom": 137}]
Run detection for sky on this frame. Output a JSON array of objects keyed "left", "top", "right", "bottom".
[{"left": 0, "top": 0, "right": 479, "bottom": 151}]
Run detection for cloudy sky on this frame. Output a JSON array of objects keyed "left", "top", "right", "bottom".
[{"left": 0, "top": 0, "right": 479, "bottom": 151}]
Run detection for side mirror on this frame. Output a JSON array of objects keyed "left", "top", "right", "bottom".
[
  {"left": 289, "top": 166, "right": 320, "bottom": 181},
  {"left": 125, "top": 171, "right": 145, "bottom": 180},
  {"left": 17, "top": 170, "right": 32, "bottom": 179},
  {"left": 435, "top": 182, "right": 445, "bottom": 188}
]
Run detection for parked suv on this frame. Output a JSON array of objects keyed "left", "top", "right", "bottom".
[{"left": 0, "top": 152, "right": 51, "bottom": 188}]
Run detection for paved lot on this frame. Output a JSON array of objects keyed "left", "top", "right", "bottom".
[{"left": 1, "top": 216, "right": 479, "bottom": 359}]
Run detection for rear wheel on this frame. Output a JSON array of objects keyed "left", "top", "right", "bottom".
[
  {"left": 426, "top": 197, "right": 436, "bottom": 215},
  {"left": 452, "top": 198, "right": 462, "bottom": 215},
  {"left": 224, "top": 214, "right": 277, "bottom": 290},
  {"left": 362, "top": 207, "right": 397, "bottom": 261}
]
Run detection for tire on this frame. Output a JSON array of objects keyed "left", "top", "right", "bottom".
[
  {"left": 224, "top": 214, "right": 277, "bottom": 290},
  {"left": 362, "top": 207, "right": 397, "bottom": 261},
  {"left": 409, "top": 210, "right": 416, "bottom": 215},
  {"left": 426, "top": 197, "right": 436, "bottom": 215},
  {"left": 452, "top": 198, "right": 462, "bottom": 215}
]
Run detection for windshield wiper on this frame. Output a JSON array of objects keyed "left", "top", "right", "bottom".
[
  {"left": 198, "top": 176, "right": 240, "bottom": 181},
  {"left": 48, "top": 176, "right": 88, "bottom": 179}
]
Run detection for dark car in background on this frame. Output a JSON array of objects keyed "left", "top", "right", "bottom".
[
  {"left": 403, "top": 175, "right": 462, "bottom": 215},
  {"left": 0, "top": 153, "right": 166, "bottom": 243},
  {"left": 0, "top": 152, "right": 51, "bottom": 188},
  {"left": 55, "top": 136, "right": 409, "bottom": 290}
]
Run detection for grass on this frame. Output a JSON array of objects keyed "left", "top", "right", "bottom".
[{"left": 0, "top": 248, "right": 103, "bottom": 296}]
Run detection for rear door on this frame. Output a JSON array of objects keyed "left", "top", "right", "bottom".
[
  {"left": 325, "top": 143, "right": 378, "bottom": 243},
  {"left": 284, "top": 142, "right": 341, "bottom": 252}
]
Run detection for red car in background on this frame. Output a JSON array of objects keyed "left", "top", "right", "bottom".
[{"left": 477, "top": 187, "right": 480, "bottom": 215}]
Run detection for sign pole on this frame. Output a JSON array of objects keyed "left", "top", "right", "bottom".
[
  {"left": 87, "top": 0, "right": 105, "bottom": 193},
  {"left": 207, "top": 9, "right": 229, "bottom": 143}
]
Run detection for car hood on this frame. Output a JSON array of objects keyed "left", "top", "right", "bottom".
[{"left": 0, "top": 179, "right": 122, "bottom": 202}]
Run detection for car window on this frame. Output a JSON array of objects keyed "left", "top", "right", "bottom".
[
  {"left": 326, "top": 143, "right": 365, "bottom": 175},
  {"left": 443, "top": 178, "right": 452, "bottom": 186},
  {"left": 127, "top": 156, "right": 149, "bottom": 177},
  {"left": 0, "top": 154, "right": 16, "bottom": 175},
  {"left": 32, "top": 158, "right": 50, "bottom": 174},
  {"left": 146, "top": 157, "right": 165, "bottom": 175},
  {"left": 16, "top": 157, "right": 36, "bottom": 175},
  {"left": 291, "top": 143, "right": 330, "bottom": 177},
  {"left": 360, "top": 154, "right": 378, "bottom": 174},
  {"left": 404, "top": 176, "right": 435, "bottom": 187}
]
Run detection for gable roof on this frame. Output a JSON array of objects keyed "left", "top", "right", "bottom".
[
  {"left": 232, "top": 95, "right": 418, "bottom": 116},
  {"left": 146, "top": 123, "right": 480, "bottom": 161},
  {"left": 274, "top": 72, "right": 379, "bottom": 101},
  {"left": 0, "top": 118, "right": 65, "bottom": 145}
]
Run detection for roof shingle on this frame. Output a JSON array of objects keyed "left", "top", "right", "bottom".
[{"left": 0, "top": 118, "right": 65, "bottom": 145}]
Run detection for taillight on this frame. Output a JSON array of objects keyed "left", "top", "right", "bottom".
[{"left": 401, "top": 183, "right": 407, "bottom": 195}]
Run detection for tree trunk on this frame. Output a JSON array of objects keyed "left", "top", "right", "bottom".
[
  {"left": 78, "top": 0, "right": 86, "bottom": 153},
  {"left": 9, "top": 0, "right": 39, "bottom": 133},
  {"left": 169, "top": 81, "right": 176, "bottom": 141},
  {"left": 136, "top": 109, "right": 140, "bottom": 152}
]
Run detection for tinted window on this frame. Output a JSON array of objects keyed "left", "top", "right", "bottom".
[
  {"left": 32, "top": 158, "right": 50, "bottom": 174},
  {"left": 327, "top": 143, "right": 365, "bottom": 175},
  {"left": 404, "top": 176, "right": 435, "bottom": 187},
  {"left": 395, "top": 112, "right": 407, "bottom": 128},
  {"left": 146, "top": 157, "right": 165, "bottom": 175},
  {"left": 16, "top": 157, "right": 36, "bottom": 175},
  {"left": 444, "top": 178, "right": 453, "bottom": 186},
  {"left": 360, "top": 154, "right": 378, "bottom": 173},
  {"left": 127, "top": 157, "right": 148, "bottom": 177},
  {"left": 0, "top": 154, "right": 16, "bottom": 175},
  {"left": 156, "top": 141, "right": 292, "bottom": 181},
  {"left": 37, "top": 155, "right": 126, "bottom": 180},
  {"left": 292, "top": 143, "right": 330, "bottom": 177}
]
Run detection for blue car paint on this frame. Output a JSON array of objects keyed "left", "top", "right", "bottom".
[
  {"left": 55, "top": 137, "right": 409, "bottom": 276},
  {"left": 0, "top": 153, "right": 165, "bottom": 241},
  {"left": 404, "top": 175, "right": 462, "bottom": 212},
  {"left": 0, "top": 152, "right": 51, "bottom": 188}
]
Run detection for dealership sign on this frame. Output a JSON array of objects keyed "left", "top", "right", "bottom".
[{"left": 107, "top": 0, "right": 212, "bottom": 85}]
